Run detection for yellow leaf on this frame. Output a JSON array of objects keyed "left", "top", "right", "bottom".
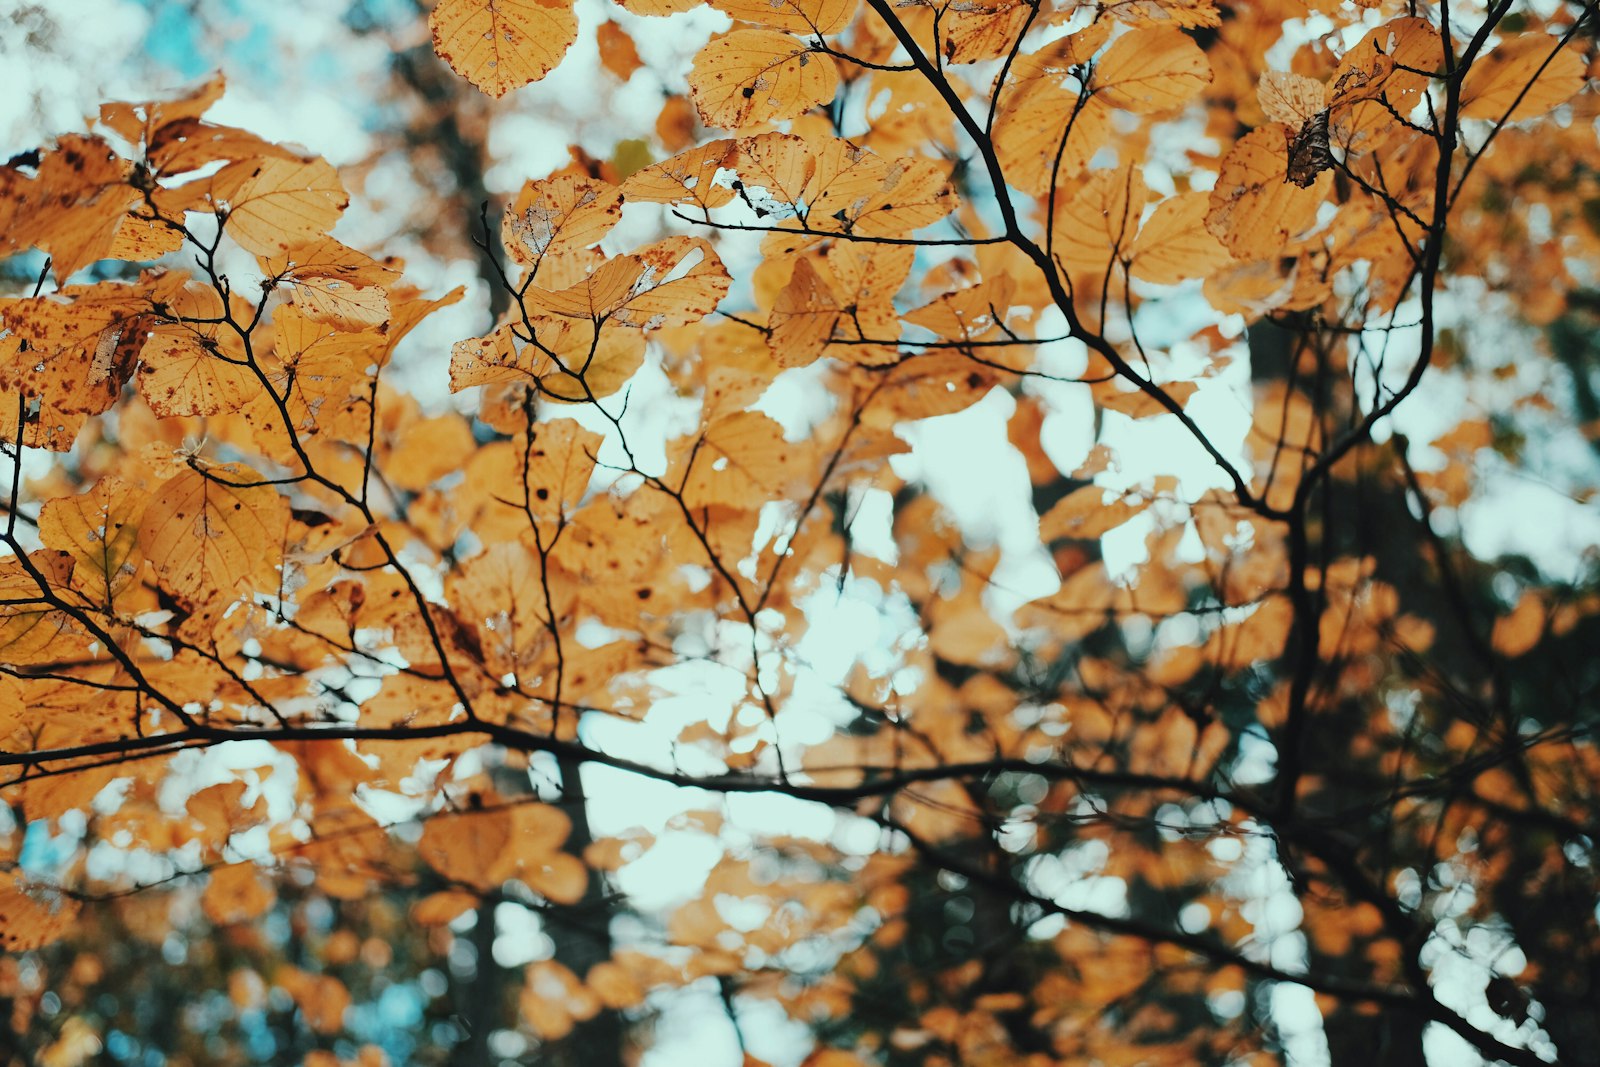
[
  {"left": 1095, "top": 26, "right": 1210, "bottom": 113},
  {"left": 1461, "top": 35, "right": 1587, "bottom": 121},
  {"left": 449, "top": 324, "right": 523, "bottom": 390},
  {"left": 385, "top": 414, "right": 477, "bottom": 491},
  {"left": 1258, "top": 70, "right": 1327, "bottom": 127},
  {"left": 0, "top": 552, "right": 78, "bottom": 665},
  {"left": 688, "top": 30, "right": 840, "bottom": 130},
  {"left": 0, "top": 871, "right": 81, "bottom": 952},
  {"left": 202, "top": 863, "right": 277, "bottom": 925},
  {"left": 429, "top": 0, "right": 580, "bottom": 98},
  {"left": 597, "top": 20, "right": 644, "bottom": 80},
  {"left": 1039, "top": 484, "right": 1148, "bottom": 541},
  {"left": 708, "top": 0, "right": 855, "bottom": 35},
  {"left": 620, "top": 139, "right": 738, "bottom": 209},
  {"left": 1097, "top": 379, "right": 1197, "bottom": 418},
  {"left": 680, "top": 411, "right": 809, "bottom": 508},
  {"left": 1490, "top": 593, "right": 1544, "bottom": 657},
  {"left": 37, "top": 478, "right": 147, "bottom": 611},
  {"left": 1053, "top": 164, "right": 1148, "bottom": 276},
  {"left": 412, "top": 889, "right": 481, "bottom": 926},
  {"left": 588, "top": 960, "right": 647, "bottom": 1009},
  {"left": 215, "top": 157, "right": 349, "bottom": 255},
  {"left": 522, "top": 418, "right": 603, "bottom": 518},
  {"left": 768, "top": 258, "right": 842, "bottom": 368},
  {"left": 1099, "top": 0, "right": 1219, "bottom": 27},
  {"left": 1205, "top": 125, "right": 1329, "bottom": 256},
  {"left": 291, "top": 279, "right": 389, "bottom": 330},
  {"left": 264, "top": 237, "right": 399, "bottom": 330},
  {"left": 1128, "top": 191, "right": 1231, "bottom": 284},
  {"left": 942, "top": 1, "right": 1032, "bottom": 64},
  {"left": 137, "top": 329, "right": 259, "bottom": 417},
  {"left": 994, "top": 93, "right": 1112, "bottom": 196},
  {"left": 501, "top": 174, "right": 625, "bottom": 266},
  {"left": 903, "top": 275, "right": 1015, "bottom": 340},
  {"left": 529, "top": 236, "right": 729, "bottom": 328},
  {"left": 736, "top": 132, "right": 817, "bottom": 209},
  {"left": 418, "top": 805, "right": 512, "bottom": 890},
  {"left": 99, "top": 73, "right": 227, "bottom": 146},
  {"left": 277, "top": 967, "right": 350, "bottom": 1034},
  {"left": 616, "top": 0, "right": 699, "bottom": 13},
  {"left": 139, "top": 463, "right": 289, "bottom": 607},
  {"left": 451, "top": 318, "right": 646, "bottom": 401}
]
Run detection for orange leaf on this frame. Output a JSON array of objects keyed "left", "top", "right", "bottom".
[
  {"left": 214, "top": 157, "right": 349, "bottom": 255},
  {"left": 429, "top": 0, "right": 580, "bottom": 98},
  {"left": 419, "top": 805, "right": 513, "bottom": 890},
  {"left": 1461, "top": 35, "right": 1587, "bottom": 121},
  {"left": 994, "top": 93, "right": 1112, "bottom": 197},
  {"left": 502, "top": 174, "right": 625, "bottom": 267},
  {"left": 202, "top": 863, "right": 277, "bottom": 925},
  {"left": 768, "top": 258, "right": 842, "bottom": 368},
  {"left": 1039, "top": 485, "right": 1149, "bottom": 541},
  {"left": 1053, "top": 164, "right": 1149, "bottom": 276},
  {"left": 708, "top": 0, "right": 856, "bottom": 35},
  {"left": 139, "top": 463, "right": 289, "bottom": 608},
  {"left": 597, "top": 21, "right": 645, "bottom": 80},
  {"left": 1205, "top": 125, "right": 1329, "bottom": 256},
  {"left": 1095, "top": 26, "right": 1210, "bottom": 113},
  {"left": 1128, "top": 191, "right": 1232, "bottom": 284},
  {"left": 621, "top": 139, "right": 737, "bottom": 209},
  {"left": 688, "top": 30, "right": 840, "bottom": 130},
  {"left": 38, "top": 479, "right": 147, "bottom": 611},
  {"left": 0, "top": 872, "right": 80, "bottom": 952}
]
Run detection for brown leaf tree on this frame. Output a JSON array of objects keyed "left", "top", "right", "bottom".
[{"left": 2, "top": 1, "right": 1599, "bottom": 1064}]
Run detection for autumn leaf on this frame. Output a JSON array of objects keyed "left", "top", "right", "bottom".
[
  {"left": 263, "top": 237, "right": 400, "bottom": 330},
  {"left": 139, "top": 463, "right": 290, "bottom": 607},
  {"left": 708, "top": 0, "right": 855, "bottom": 35},
  {"left": 212, "top": 157, "right": 349, "bottom": 255},
  {"left": 1052, "top": 164, "right": 1148, "bottom": 276},
  {"left": 4, "top": 11, "right": 1599, "bottom": 1065},
  {"left": 679, "top": 411, "right": 809, "bottom": 508},
  {"left": 940, "top": 0, "right": 1034, "bottom": 65},
  {"left": 1094, "top": 26, "right": 1211, "bottom": 113},
  {"left": 429, "top": 0, "right": 580, "bottom": 97},
  {"left": 418, "top": 804, "right": 512, "bottom": 890},
  {"left": 520, "top": 417, "right": 604, "bottom": 518},
  {"left": 1039, "top": 485, "right": 1149, "bottom": 541},
  {"left": 1099, "top": 0, "right": 1219, "bottom": 27},
  {"left": 620, "top": 139, "right": 738, "bottom": 209},
  {"left": 994, "top": 93, "right": 1112, "bottom": 196},
  {"left": 615, "top": 0, "right": 699, "bottom": 14},
  {"left": 203, "top": 863, "right": 278, "bottom": 925},
  {"left": 1460, "top": 34, "right": 1587, "bottom": 121},
  {"left": 138, "top": 308, "right": 260, "bottom": 418},
  {"left": 502, "top": 174, "right": 625, "bottom": 267},
  {"left": 528, "top": 236, "right": 730, "bottom": 328},
  {"left": 768, "top": 258, "right": 842, "bottom": 367},
  {"left": 412, "top": 890, "right": 480, "bottom": 926},
  {"left": 597, "top": 20, "right": 645, "bottom": 81},
  {"left": 1205, "top": 124, "right": 1330, "bottom": 255},
  {"left": 688, "top": 30, "right": 840, "bottom": 130},
  {"left": 38, "top": 479, "right": 147, "bottom": 612},
  {"left": 0, "top": 552, "right": 79, "bottom": 665},
  {"left": 1128, "top": 191, "right": 1232, "bottom": 284},
  {"left": 903, "top": 275, "right": 1015, "bottom": 341},
  {"left": 735, "top": 132, "right": 816, "bottom": 213},
  {"left": 0, "top": 873, "right": 81, "bottom": 952}
]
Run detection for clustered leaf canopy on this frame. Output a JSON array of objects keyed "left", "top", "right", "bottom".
[{"left": 0, "top": 0, "right": 1597, "bottom": 1064}]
